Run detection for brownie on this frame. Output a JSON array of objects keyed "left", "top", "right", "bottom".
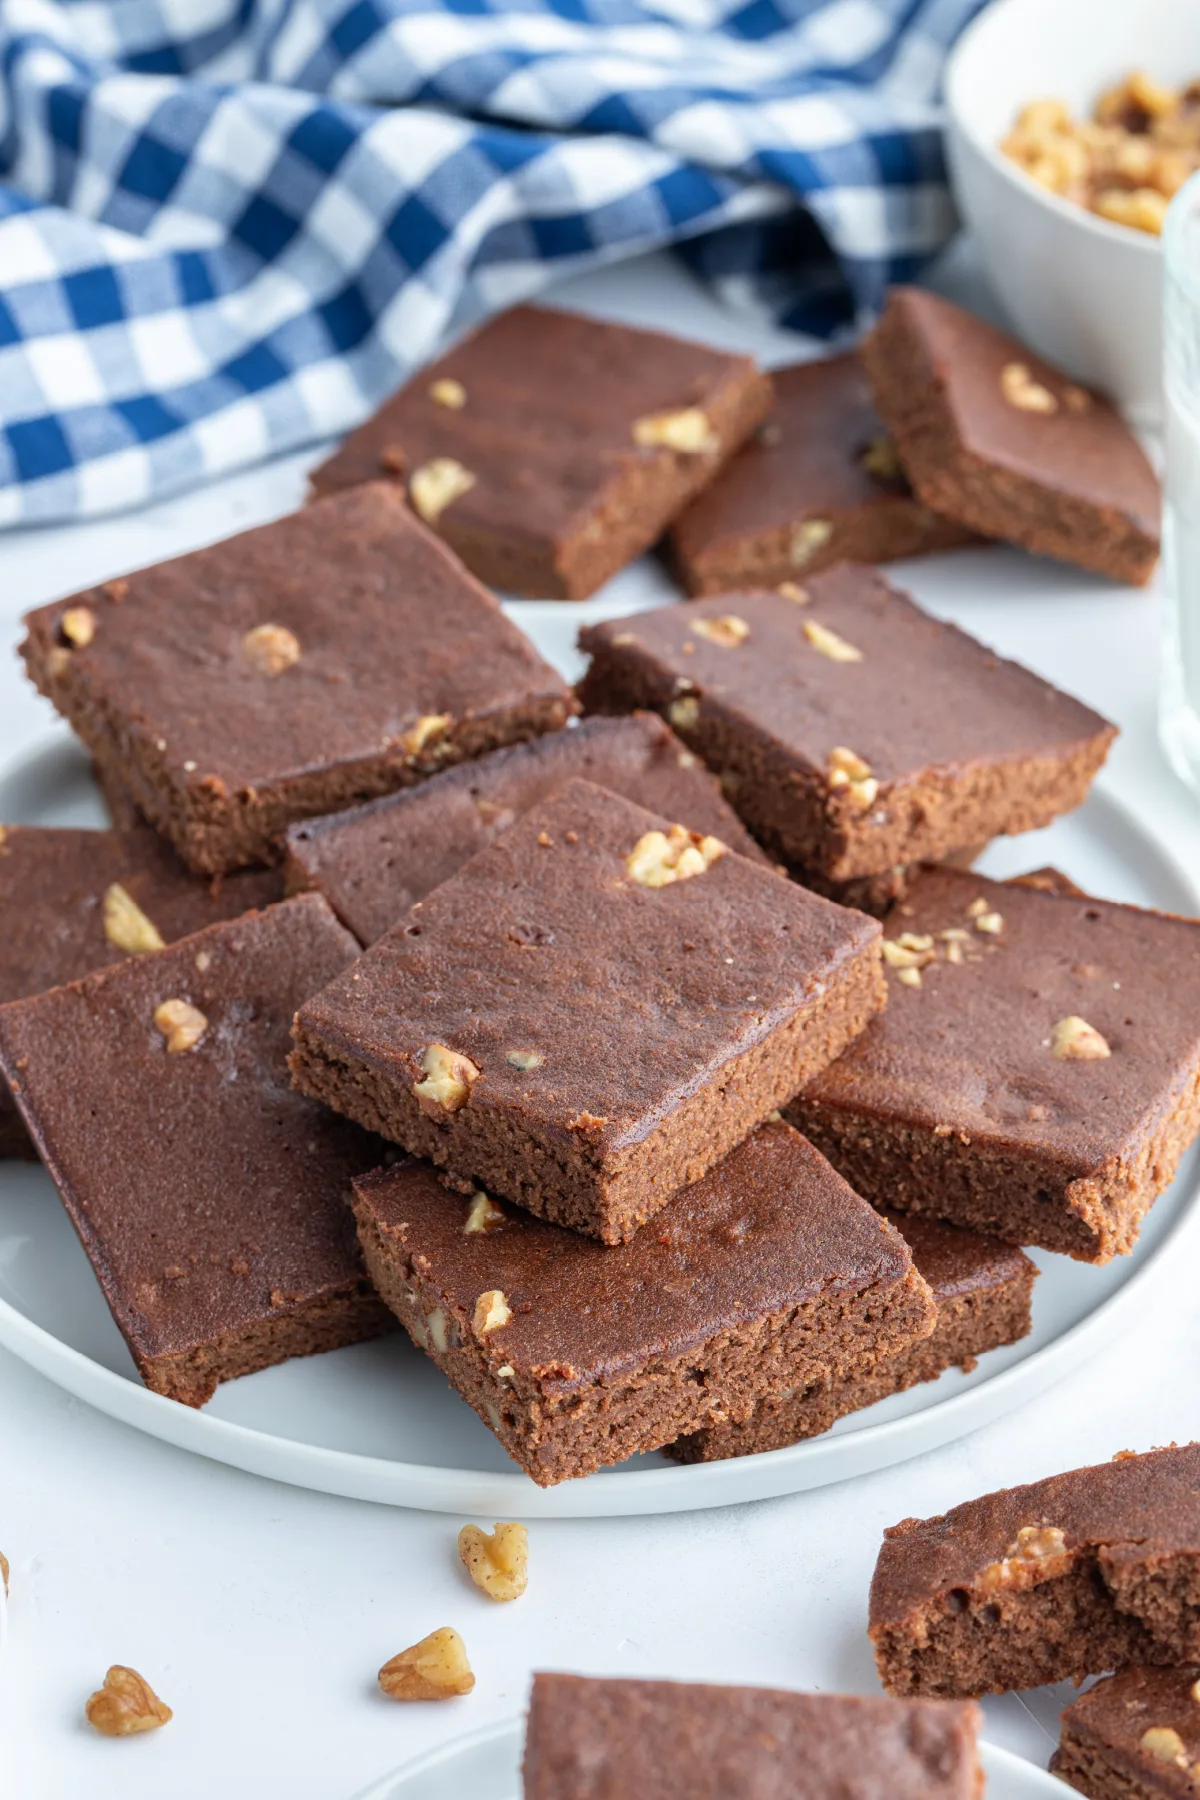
[
  {"left": 1053, "top": 1666, "right": 1200, "bottom": 1800},
  {"left": 667, "top": 1211, "right": 1035, "bottom": 1462},
  {"left": 577, "top": 571, "right": 1116, "bottom": 882},
  {"left": 0, "top": 825, "right": 282, "bottom": 1159},
  {"left": 870, "top": 1444, "right": 1200, "bottom": 1698},
  {"left": 862, "top": 288, "right": 1160, "bottom": 587},
  {"left": 292, "top": 779, "right": 885, "bottom": 1243},
  {"left": 353, "top": 1121, "right": 935, "bottom": 1485},
  {"left": 284, "top": 712, "right": 768, "bottom": 944},
  {"left": 522, "top": 1673, "right": 983, "bottom": 1799},
  {"left": 789, "top": 865, "right": 1200, "bottom": 1262},
  {"left": 668, "top": 353, "right": 978, "bottom": 596},
  {"left": 93, "top": 760, "right": 144, "bottom": 830},
  {"left": 0, "top": 894, "right": 392, "bottom": 1405},
  {"left": 20, "top": 484, "right": 575, "bottom": 876},
  {"left": 308, "top": 306, "right": 773, "bottom": 599}
]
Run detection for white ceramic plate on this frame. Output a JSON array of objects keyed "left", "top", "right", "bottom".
[
  {"left": 1, "top": 719, "right": 1198, "bottom": 1517},
  {"left": 349, "top": 1717, "right": 1070, "bottom": 1800}
]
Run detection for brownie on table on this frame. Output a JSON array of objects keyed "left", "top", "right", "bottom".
[
  {"left": 308, "top": 306, "right": 773, "bottom": 599},
  {"left": 667, "top": 1212, "right": 1035, "bottom": 1463},
  {"left": 668, "top": 353, "right": 978, "bottom": 597},
  {"left": 20, "top": 484, "right": 574, "bottom": 876},
  {"left": 0, "top": 825, "right": 282, "bottom": 1159},
  {"left": 353, "top": 1121, "right": 935, "bottom": 1485},
  {"left": 863, "top": 288, "right": 1160, "bottom": 587},
  {"left": 577, "top": 571, "right": 1116, "bottom": 883},
  {"left": 292, "top": 780, "right": 885, "bottom": 1244},
  {"left": 1053, "top": 1666, "right": 1200, "bottom": 1800},
  {"left": 789, "top": 865, "right": 1200, "bottom": 1262},
  {"left": 284, "top": 713, "right": 768, "bottom": 944},
  {"left": 0, "top": 894, "right": 392, "bottom": 1405},
  {"left": 870, "top": 1444, "right": 1200, "bottom": 1698},
  {"left": 523, "top": 1673, "right": 983, "bottom": 1799}
]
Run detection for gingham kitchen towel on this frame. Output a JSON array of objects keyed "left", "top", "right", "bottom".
[{"left": 0, "top": 0, "right": 988, "bottom": 526}]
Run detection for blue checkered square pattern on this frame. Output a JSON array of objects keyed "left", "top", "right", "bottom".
[{"left": 0, "top": 0, "right": 989, "bottom": 525}]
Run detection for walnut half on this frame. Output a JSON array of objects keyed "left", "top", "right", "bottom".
[
  {"left": 379, "top": 1627, "right": 475, "bottom": 1700},
  {"left": 413, "top": 1042, "right": 480, "bottom": 1114},
  {"left": 85, "top": 1666, "right": 173, "bottom": 1736},
  {"left": 458, "top": 1522, "right": 529, "bottom": 1602}
]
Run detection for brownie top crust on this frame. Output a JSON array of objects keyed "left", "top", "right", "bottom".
[
  {"left": 873, "top": 288, "right": 1160, "bottom": 539},
  {"left": 0, "top": 894, "right": 383, "bottom": 1364},
  {"left": 353, "top": 1121, "right": 916, "bottom": 1388},
  {"left": 285, "top": 712, "right": 767, "bottom": 945},
  {"left": 523, "top": 1673, "right": 983, "bottom": 1800},
  {"left": 295, "top": 779, "right": 880, "bottom": 1156},
  {"left": 20, "top": 483, "right": 571, "bottom": 794},
  {"left": 803, "top": 866, "right": 1200, "bottom": 1174},
  {"left": 1058, "top": 1665, "right": 1200, "bottom": 1790},
  {"left": 870, "top": 1444, "right": 1200, "bottom": 1632},
  {"left": 0, "top": 825, "right": 283, "bottom": 1005},
  {"left": 881, "top": 1210, "right": 1034, "bottom": 1305},
  {"left": 579, "top": 571, "right": 1115, "bottom": 786},
  {"left": 671, "top": 352, "right": 917, "bottom": 555},
  {"left": 309, "top": 305, "right": 764, "bottom": 540}
]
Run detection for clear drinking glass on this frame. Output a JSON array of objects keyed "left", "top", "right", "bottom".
[{"left": 1161, "top": 171, "right": 1200, "bottom": 790}]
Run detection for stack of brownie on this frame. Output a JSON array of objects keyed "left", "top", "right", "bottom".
[
  {"left": 0, "top": 291, "right": 1192, "bottom": 1492},
  {"left": 868, "top": 1442, "right": 1200, "bottom": 1800}
]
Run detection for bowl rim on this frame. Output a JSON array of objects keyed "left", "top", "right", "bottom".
[{"left": 943, "top": 0, "right": 1162, "bottom": 262}]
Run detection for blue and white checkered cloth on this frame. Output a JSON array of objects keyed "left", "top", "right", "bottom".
[{"left": 0, "top": 0, "right": 988, "bottom": 526}]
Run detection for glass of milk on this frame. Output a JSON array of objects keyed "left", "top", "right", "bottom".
[{"left": 1162, "top": 171, "right": 1200, "bottom": 791}]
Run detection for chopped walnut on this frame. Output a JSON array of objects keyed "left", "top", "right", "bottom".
[
  {"left": 895, "top": 966, "right": 922, "bottom": 989},
  {"left": 966, "top": 897, "right": 990, "bottom": 918},
  {"left": 379, "top": 1628, "right": 475, "bottom": 1700},
  {"left": 1141, "top": 1727, "right": 1189, "bottom": 1766},
  {"left": 668, "top": 695, "right": 700, "bottom": 730},
  {"left": 625, "top": 825, "right": 726, "bottom": 888},
  {"left": 777, "top": 581, "right": 809, "bottom": 603},
  {"left": 401, "top": 712, "right": 452, "bottom": 757},
  {"left": 463, "top": 1191, "right": 505, "bottom": 1234},
  {"left": 102, "top": 883, "right": 166, "bottom": 955},
  {"left": 473, "top": 1289, "right": 512, "bottom": 1336},
  {"left": 973, "top": 910, "right": 1005, "bottom": 936},
  {"left": 977, "top": 1524, "right": 1070, "bottom": 1595},
  {"left": 632, "top": 408, "right": 717, "bottom": 454},
  {"left": 241, "top": 622, "right": 301, "bottom": 676},
  {"left": 692, "top": 614, "right": 750, "bottom": 649},
  {"left": 860, "top": 436, "right": 904, "bottom": 481},
  {"left": 410, "top": 456, "right": 476, "bottom": 524},
  {"left": 430, "top": 377, "right": 467, "bottom": 409},
  {"left": 103, "top": 578, "right": 129, "bottom": 602},
  {"left": 458, "top": 1522, "right": 528, "bottom": 1602},
  {"left": 1095, "top": 186, "right": 1170, "bottom": 232},
  {"left": 84, "top": 1666, "right": 173, "bottom": 1736},
  {"left": 1049, "top": 1015, "right": 1111, "bottom": 1061},
  {"left": 804, "top": 620, "right": 863, "bottom": 663},
  {"left": 505, "top": 1049, "right": 543, "bottom": 1071},
  {"left": 413, "top": 1042, "right": 480, "bottom": 1113},
  {"left": 790, "top": 519, "right": 833, "bottom": 566},
  {"left": 827, "top": 745, "right": 878, "bottom": 810},
  {"left": 153, "top": 998, "right": 208, "bottom": 1054},
  {"left": 1000, "top": 363, "right": 1059, "bottom": 414},
  {"left": 61, "top": 605, "right": 96, "bottom": 648}
]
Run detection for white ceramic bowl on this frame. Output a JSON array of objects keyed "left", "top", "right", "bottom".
[{"left": 944, "top": 0, "right": 1200, "bottom": 425}]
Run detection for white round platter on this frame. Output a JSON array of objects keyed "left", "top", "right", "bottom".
[
  {"left": 1, "top": 725, "right": 1198, "bottom": 1518},
  {"left": 349, "top": 1716, "right": 1069, "bottom": 1800}
]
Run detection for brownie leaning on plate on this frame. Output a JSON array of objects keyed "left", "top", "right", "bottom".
[
  {"left": 789, "top": 865, "right": 1200, "bottom": 1262},
  {"left": 291, "top": 780, "right": 885, "bottom": 1244},
  {"left": 0, "top": 894, "right": 391, "bottom": 1404},
  {"left": 20, "top": 483, "right": 574, "bottom": 876},
  {"left": 0, "top": 825, "right": 282, "bottom": 1159},
  {"left": 352, "top": 1122, "right": 935, "bottom": 1486}
]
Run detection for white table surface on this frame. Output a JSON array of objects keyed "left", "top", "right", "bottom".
[{"left": 4, "top": 245, "right": 1200, "bottom": 1800}]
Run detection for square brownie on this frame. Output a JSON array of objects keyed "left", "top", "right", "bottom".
[
  {"left": 667, "top": 1211, "right": 1035, "bottom": 1462},
  {"left": 577, "top": 571, "right": 1116, "bottom": 881},
  {"left": 308, "top": 306, "right": 773, "bottom": 599},
  {"left": 523, "top": 1673, "right": 982, "bottom": 1799},
  {"left": 870, "top": 1444, "right": 1200, "bottom": 1698},
  {"left": 292, "top": 779, "right": 884, "bottom": 1243},
  {"left": 668, "top": 352, "right": 978, "bottom": 596},
  {"left": 789, "top": 865, "right": 1200, "bottom": 1262},
  {"left": 20, "top": 484, "right": 574, "bottom": 876},
  {"left": 862, "top": 288, "right": 1160, "bottom": 586},
  {"left": 353, "top": 1121, "right": 935, "bottom": 1485},
  {"left": 284, "top": 712, "right": 768, "bottom": 945},
  {"left": 0, "top": 825, "right": 282, "bottom": 1159},
  {"left": 0, "top": 894, "right": 391, "bottom": 1405},
  {"left": 1053, "top": 1666, "right": 1200, "bottom": 1800}
]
